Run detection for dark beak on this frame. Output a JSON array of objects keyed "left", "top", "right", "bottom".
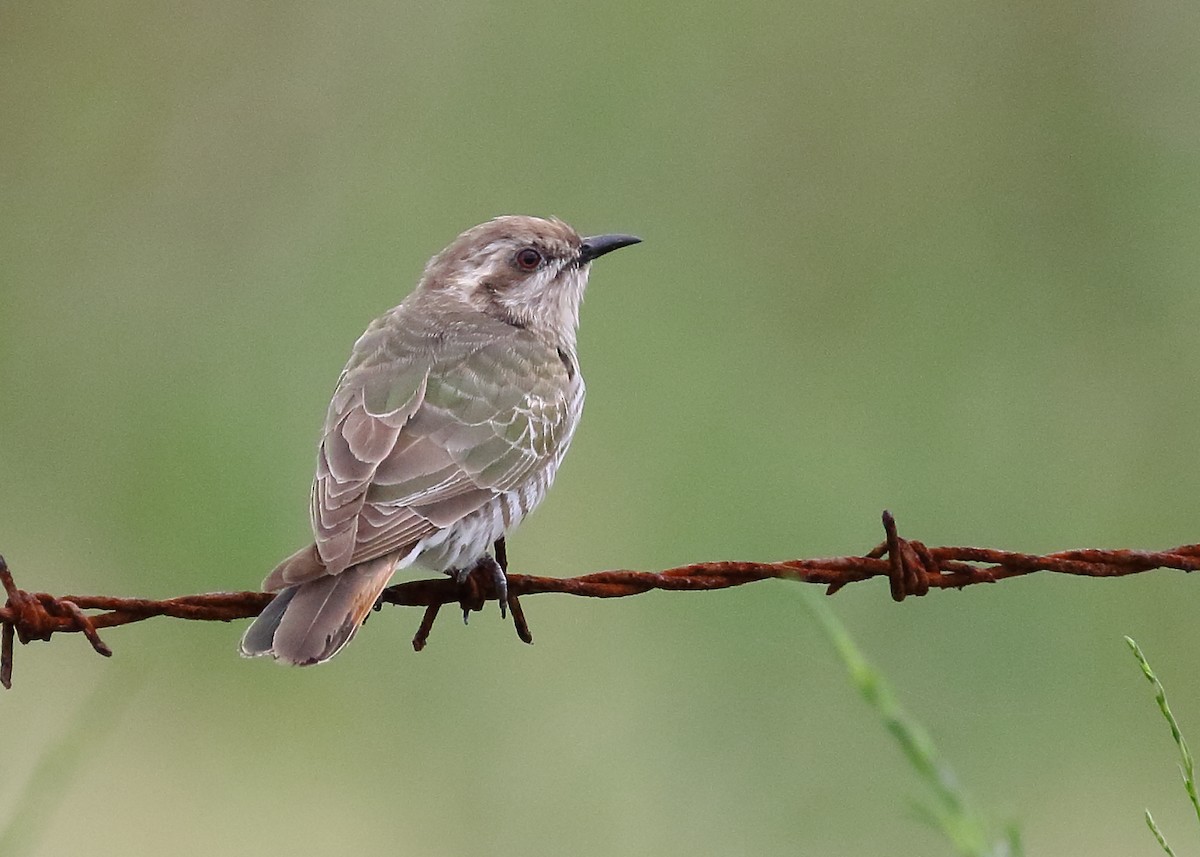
[{"left": 579, "top": 233, "right": 641, "bottom": 263}]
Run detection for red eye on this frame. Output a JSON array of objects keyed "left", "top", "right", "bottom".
[{"left": 516, "top": 247, "right": 542, "bottom": 271}]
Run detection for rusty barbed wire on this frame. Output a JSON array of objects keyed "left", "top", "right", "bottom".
[{"left": 2, "top": 511, "right": 1198, "bottom": 689}]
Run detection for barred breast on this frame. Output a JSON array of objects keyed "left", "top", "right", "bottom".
[{"left": 409, "top": 370, "right": 585, "bottom": 572}]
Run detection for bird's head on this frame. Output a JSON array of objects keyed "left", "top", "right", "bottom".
[{"left": 419, "top": 215, "right": 640, "bottom": 347}]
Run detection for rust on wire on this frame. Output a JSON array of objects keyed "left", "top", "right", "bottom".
[{"left": 2, "top": 513, "right": 1199, "bottom": 689}]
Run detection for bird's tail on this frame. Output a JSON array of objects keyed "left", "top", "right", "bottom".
[{"left": 239, "top": 555, "right": 398, "bottom": 665}]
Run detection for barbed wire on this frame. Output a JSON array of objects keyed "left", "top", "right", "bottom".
[{"left": 2, "top": 511, "right": 1197, "bottom": 689}]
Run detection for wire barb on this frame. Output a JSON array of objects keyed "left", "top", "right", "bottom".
[{"left": 2, "top": 513, "right": 1198, "bottom": 689}]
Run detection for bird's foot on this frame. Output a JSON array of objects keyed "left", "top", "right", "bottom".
[
  {"left": 452, "top": 554, "right": 508, "bottom": 624},
  {"left": 485, "top": 555, "right": 509, "bottom": 620}
]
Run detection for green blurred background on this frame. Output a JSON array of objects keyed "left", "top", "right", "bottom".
[{"left": 3, "top": 1, "right": 1200, "bottom": 854}]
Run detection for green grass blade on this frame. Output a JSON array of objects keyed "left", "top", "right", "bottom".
[
  {"left": 1126, "top": 635, "right": 1200, "bottom": 835},
  {"left": 1144, "top": 809, "right": 1178, "bottom": 857},
  {"left": 804, "top": 591, "right": 1016, "bottom": 856}
]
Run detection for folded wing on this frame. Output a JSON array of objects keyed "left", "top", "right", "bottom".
[{"left": 264, "top": 324, "right": 579, "bottom": 591}]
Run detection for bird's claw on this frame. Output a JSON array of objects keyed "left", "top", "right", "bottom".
[
  {"left": 476, "top": 554, "right": 508, "bottom": 620},
  {"left": 492, "top": 560, "right": 508, "bottom": 620},
  {"left": 454, "top": 553, "right": 508, "bottom": 623}
]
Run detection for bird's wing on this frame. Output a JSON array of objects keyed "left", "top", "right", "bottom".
[{"left": 268, "top": 322, "right": 580, "bottom": 589}]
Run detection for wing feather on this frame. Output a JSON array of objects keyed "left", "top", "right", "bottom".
[{"left": 297, "top": 321, "right": 579, "bottom": 583}]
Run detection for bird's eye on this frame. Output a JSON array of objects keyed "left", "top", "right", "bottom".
[{"left": 515, "top": 247, "right": 542, "bottom": 271}]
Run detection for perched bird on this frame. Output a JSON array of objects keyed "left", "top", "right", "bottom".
[{"left": 240, "top": 216, "right": 640, "bottom": 665}]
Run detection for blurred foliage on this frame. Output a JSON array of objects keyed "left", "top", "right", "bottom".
[
  {"left": 2, "top": 0, "right": 1200, "bottom": 854},
  {"left": 0, "top": 676, "right": 138, "bottom": 857}
]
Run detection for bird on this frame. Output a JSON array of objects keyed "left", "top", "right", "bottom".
[{"left": 240, "top": 215, "right": 640, "bottom": 665}]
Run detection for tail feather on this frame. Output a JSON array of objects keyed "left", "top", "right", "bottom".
[
  {"left": 239, "top": 555, "right": 398, "bottom": 665},
  {"left": 261, "top": 542, "right": 326, "bottom": 591},
  {"left": 239, "top": 585, "right": 300, "bottom": 657}
]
